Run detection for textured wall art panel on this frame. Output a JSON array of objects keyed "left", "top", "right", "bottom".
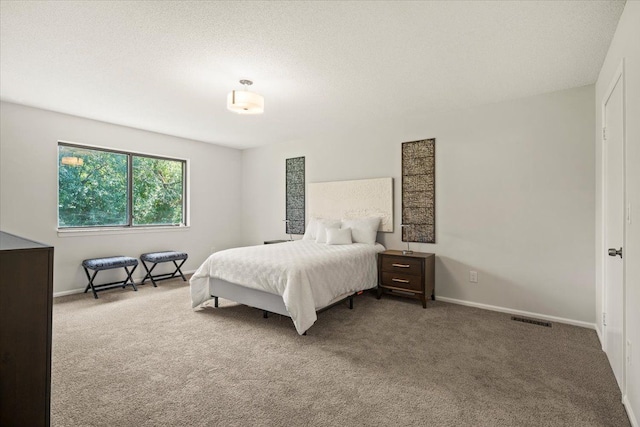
[
  {"left": 402, "top": 139, "right": 435, "bottom": 243},
  {"left": 308, "top": 177, "right": 393, "bottom": 232},
  {"left": 285, "top": 156, "right": 305, "bottom": 234}
]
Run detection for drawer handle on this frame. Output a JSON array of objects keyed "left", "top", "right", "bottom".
[
  {"left": 392, "top": 278, "right": 410, "bottom": 283},
  {"left": 392, "top": 263, "right": 410, "bottom": 268}
]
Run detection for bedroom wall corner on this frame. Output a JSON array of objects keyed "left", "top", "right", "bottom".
[{"left": 0, "top": 102, "right": 244, "bottom": 295}]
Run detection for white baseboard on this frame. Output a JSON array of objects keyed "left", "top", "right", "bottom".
[
  {"left": 53, "top": 269, "right": 195, "bottom": 298},
  {"left": 435, "top": 296, "right": 597, "bottom": 330},
  {"left": 595, "top": 326, "right": 604, "bottom": 350},
  {"left": 53, "top": 288, "right": 85, "bottom": 297},
  {"left": 624, "top": 395, "right": 638, "bottom": 427}
]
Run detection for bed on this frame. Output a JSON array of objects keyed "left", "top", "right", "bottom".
[
  {"left": 190, "top": 177, "right": 393, "bottom": 334},
  {"left": 190, "top": 240, "right": 385, "bottom": 334}
]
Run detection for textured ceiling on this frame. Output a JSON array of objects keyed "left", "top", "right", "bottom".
[{"left": 0, "top": 1, "right": 625, "bottom": 149}]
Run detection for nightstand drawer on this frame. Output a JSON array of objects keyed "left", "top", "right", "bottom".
[
  {"left": 381, "top": 272, "right": 423, "bottom": 292},
  {"left": 381, "top": 256, "right": 422, "bottom": 276}
]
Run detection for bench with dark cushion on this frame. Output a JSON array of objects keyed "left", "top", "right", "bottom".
[
  {"left": 82, "top": 256, "right": 138, "bottom": 299},
  {"left": 140, "top": 251, "right": 188, "bottom": 287}
]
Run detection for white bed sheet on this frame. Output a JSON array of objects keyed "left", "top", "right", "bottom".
[{"left": 190, "top": 240, "right": 385, "bottom": 334}]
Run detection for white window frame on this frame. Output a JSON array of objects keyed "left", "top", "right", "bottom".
[{"left": 57, "top": 141, "right": 190, "bottom": 236}]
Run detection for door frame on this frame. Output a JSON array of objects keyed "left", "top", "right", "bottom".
[{"left": 600, "top": 58, "right": 626, "bottom": 398}]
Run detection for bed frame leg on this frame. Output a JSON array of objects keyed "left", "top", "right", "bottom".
[
  {"left": 213, "top": 296, "right": 218, "bottom": 308},
  {"left": 303, "top": 331, "right": 307, "bottom": 336},
  {"left": 348, "top": 295, "right": 354, "bottom": 310},
  {"left": 263, "top": 310, "right": 268, "bottom": 318}
]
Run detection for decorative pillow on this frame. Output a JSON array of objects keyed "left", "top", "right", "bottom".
[
  {"left": 326, "top": 228, "right": 352, "bottom": 245},
  {"left": 302, "top": 218, "right": 319, "bottom": 240},
  {"left": 315, "top": 220, "right": 341, "bottom": 243},
  {"left": 341, "top": 217, "right": 381, "bottom": 245}
]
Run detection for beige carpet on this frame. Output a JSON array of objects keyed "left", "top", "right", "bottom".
[{"left": 51, "top": 279, "right": 630, "bottom": 427}]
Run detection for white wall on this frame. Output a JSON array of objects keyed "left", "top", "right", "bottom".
[
  {"left": 242, "top": 85, "right": 595, "bottom": 325},
  {"left": 0, "top": 102, "right": 243, "bottom": 294},
  {"left": 595, "top": 2, "right": 640, "bottom": 424}
]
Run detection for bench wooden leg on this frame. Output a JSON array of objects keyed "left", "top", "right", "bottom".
[
  {"left": 84, "top": 268, "right": 100, "bottom": 299},
  {"left": 173, "top": 259, "right": 187, "bottom": 281},
  {"left": 140, "top": 260, "right": 158, "bottom": 287},
  {"left": 140, "top": 258, "right": 187, "bottom": 286},
  {"left": 124, "top": 265, "right": 138, "bottom": 291},
  {"left": 84, "top": 265, "right": 138, "bottom": 298}
]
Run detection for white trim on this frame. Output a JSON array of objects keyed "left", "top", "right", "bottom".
[
  {"left": 57, "top": 225, "right": 190, "bottom": 237},
  {"left": 436, "top": 296, "right": 596, "bottom": 330},
  {"left": 624, "top": 395, "right": 638, "bottom": 427},
  {"left": 602, "top": 61, "right": 625, "bottom": 106},
  {"left": 53, "top": 288, "right": 85, "bottom": 298},
  {"left": 53, "top": 269, "right": 195, "bottom": 298},
  {"left": 595, "top": 326, "right": 605, "bottom": 350},
  {"left": 600, "top": 59, "right": 625, "bottom": 341},
  {"left": 600, "top": 57, "right": 627, "bottom": 398},
  {"left": 57, "top": 139, "right": 190, "bottom": 163}
]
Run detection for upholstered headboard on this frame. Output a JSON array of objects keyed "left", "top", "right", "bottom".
[{"left": 308, "top": 177, "right": 393, "bottom": 232}]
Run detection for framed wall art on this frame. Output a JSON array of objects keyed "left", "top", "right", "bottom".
[
  {"left": 285, "top": 156, "right": 305, "bottom": 234},
  {"left": 402, "top": 139, "right": 435, "bottom": 243}
]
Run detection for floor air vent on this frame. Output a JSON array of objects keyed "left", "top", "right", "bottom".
[{"left": 511, "top": 316, "right": 552, "bottom": 327}]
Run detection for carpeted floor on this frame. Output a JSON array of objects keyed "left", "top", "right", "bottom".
[{"left": 51, "top": 279, "right": 630, "bottom": 427}]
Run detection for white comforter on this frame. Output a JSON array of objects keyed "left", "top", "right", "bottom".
[{"left": 190, "top": 240, "right": 385, "bottom": 334}]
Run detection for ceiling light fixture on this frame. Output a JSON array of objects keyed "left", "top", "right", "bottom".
[{"left": 227, "top": 79, "right": 264, "bottom": 114}]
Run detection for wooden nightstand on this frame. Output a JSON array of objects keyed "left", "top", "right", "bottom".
[{"left": 377, "top": 250, "right": 435, "bottom": 308}]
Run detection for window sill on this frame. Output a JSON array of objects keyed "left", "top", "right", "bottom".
[{"left": 57, "top": 225, "right": 190, "bottom": 237}]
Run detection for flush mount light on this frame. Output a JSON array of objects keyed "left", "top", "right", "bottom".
[{"left": 227, "top": 79, "right": 264, "bottom": 114}]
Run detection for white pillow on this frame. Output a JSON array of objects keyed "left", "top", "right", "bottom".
[
  {"left": 302, "top": 218, "right": 319, "bottom": 240},
  {"left": 327, "top": 228, "right": 352, "bottom": 245},
  {"left": 316, "top": 220, "right": 341, "bottom": 243},
  {"left": 341, "top": 217, "right": 381, "bottom": 245}
]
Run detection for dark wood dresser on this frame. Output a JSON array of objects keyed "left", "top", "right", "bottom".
[
  {"left": 377, "top": 250, "right": 435, "bottom": 308},
  {"left": 0, "top": 231, "right": 54, "bottom": 427}
]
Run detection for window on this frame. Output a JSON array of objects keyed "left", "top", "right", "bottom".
[{"left": 58, "top": 143, "right": 186, "bottom": 228}]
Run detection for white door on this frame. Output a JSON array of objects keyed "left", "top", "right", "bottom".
[{"left": 603, "top": 71, "right": 624, "bottom": 390}]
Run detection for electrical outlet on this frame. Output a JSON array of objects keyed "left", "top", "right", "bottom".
[
  {"left": 627, "top": 340, "right": 632, "bottom": 365},
  {"left": 469, "top": 270, "right": 478, "bottom": 283}
]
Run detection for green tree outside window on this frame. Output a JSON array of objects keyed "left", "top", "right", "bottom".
[{"left": 58, "top": 144, "right": 185, "bottom": 228}]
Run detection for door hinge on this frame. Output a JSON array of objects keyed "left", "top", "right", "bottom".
[
  {"left": 602, "top": 127, "right": 607, "bottom": 140},
  {"left": 603, "top": 312, "right": 607, "bottom": 326}
]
